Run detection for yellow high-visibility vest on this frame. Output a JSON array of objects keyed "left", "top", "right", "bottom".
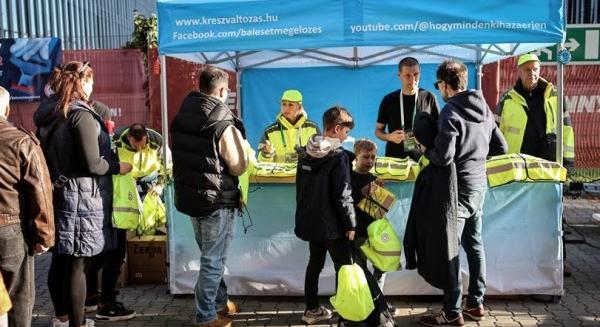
[
  {"left": 258, "top": 113, "right": 319, "bottom": 163},
  {"left": 370, "top": 156, "right": 420, "bottom": 181},
  {"left": 498, "top": 80, "right": 575, "bottom": 160},
  {"left": 486, "top": 153, "right": 566, "bottom": 187},
  {"left": 112, "top": 174, "right": 141, "bottom": 230},
  {"left": 115, "top": 129, "right": 163, "bottom": 180}
]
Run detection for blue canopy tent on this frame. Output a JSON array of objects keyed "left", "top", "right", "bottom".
[{"left": 157, "top": 0, "right": 568, "bottom": 295}]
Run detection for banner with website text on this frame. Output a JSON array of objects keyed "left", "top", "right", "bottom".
[{"left": 157, "top": 0, "right": 565, "bottom": 55}]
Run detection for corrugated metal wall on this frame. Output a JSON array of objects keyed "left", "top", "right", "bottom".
[
  {"left": 0, "top": 0, "right": 156, "bottom": 49},
  {"left": 568, "top": 0, "right": 600, "bottom": 23}
]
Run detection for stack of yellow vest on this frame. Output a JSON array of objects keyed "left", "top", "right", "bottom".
[{"left": 486, "top": 153, "right": 566, "bottom": 187}]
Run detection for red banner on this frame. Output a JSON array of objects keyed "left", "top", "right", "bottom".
[{"left": 9, "top": 49, "right": 148, "bottom": 132}]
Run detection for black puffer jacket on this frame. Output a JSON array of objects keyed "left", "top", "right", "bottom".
[
  {"left": 295, "top": 136, "right": 356, "bottom": 242},
  {"left": 35, "top": 100, "right": 119, "bottom": 256},
  {"left": 171, "top": 91, "right": 246, "bottom": 217}
]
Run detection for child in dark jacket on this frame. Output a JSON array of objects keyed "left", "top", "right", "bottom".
[
  {"left": 350, "top": 139, "right": 399, "bottom": 316},
  {"left": 295, "top": 106, "right": 356, "bottom": 325}
]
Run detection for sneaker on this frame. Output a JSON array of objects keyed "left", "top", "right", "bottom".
[
  {"left": 217, "top": 300, "right": 239, "bottom": 316},
  {"left": 301, "top": 306, "right": 333, "bottom": 325},
  {"left": 51, "top": 318, "right": 68, "bottom": 327},
  {"left": 196, "top": 315, "right": 232, "bottom": 327},
  {"left": 85, "top": 294, "right": 99, "bottom": 313},
  {"left": 51, "top": 318, "right": 95, "bottom": 327},
  {"left": 462, "top": 304, "right": 485, "bottom": 321},
  {"left": 95, "top": 301, "right": 136, "bottom": 321},
  {"left": 419, "top": 311, "right": 464, "bottom": 327}
]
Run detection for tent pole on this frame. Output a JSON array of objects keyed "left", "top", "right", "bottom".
[
  {"left": 556, "top": 44, "right": 564, "bottom": 164},
  {"left": 235, "top": 51, "right": 242, "bottom": 118},
  {"left": 160, "top": 55, "right": 170, "bottom": 167},
  {"left": 476, "top": 46, "right": 482, "bottom": 90}
]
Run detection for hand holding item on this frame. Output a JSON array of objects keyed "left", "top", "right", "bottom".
[
  {"left": 386, "top": 129, "right": 405, "bottom": 144},
  {"left": 260, "top": 140, "right": 274, "bottom": 155},
  {"left": 119, "top": 162, "right": 133, "bottom": 175},
  {"left": 34, "top": 243, "right": 49, "bottom": 255},
  {"left": 149, "top": 184, "right": 164, "bottom": 196}
]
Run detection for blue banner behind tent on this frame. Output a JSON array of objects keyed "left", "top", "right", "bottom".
[
  {"left": 158, "top": 0, "right": 565, "bottom": 55},
  {"left": 0, "top": 38, "right": 62, "bottom": 101},
  {"left": 241, "top": 64, "right": 475, "bottom": 154}
]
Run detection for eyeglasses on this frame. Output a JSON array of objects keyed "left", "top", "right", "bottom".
[
  {"left": 434, "top": 80, "right": 443, "bottom": 90},
  {"left": 339, "top": 120, "right": 355, "bottom": 129}
]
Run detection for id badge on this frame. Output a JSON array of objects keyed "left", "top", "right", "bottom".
[{"left": 403, "top": 131, "right": 417, "bottom": 152}]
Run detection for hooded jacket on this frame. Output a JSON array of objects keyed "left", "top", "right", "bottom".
[
  {"left": 295, "top": 135, "right": 356, "bottom": 242},
  {"left": 171, "top": 91, "right": 246, "bottom": 217},
  {"left": 425, "top": 90, "right": 507, "bottom": 186}
]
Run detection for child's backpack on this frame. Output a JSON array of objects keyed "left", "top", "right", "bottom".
[
  {"left": 360, "top": 218, "right": 402, "bottom": 272},
  {"left": 338, "top": 245, "right": 398, "bottom": 327}
]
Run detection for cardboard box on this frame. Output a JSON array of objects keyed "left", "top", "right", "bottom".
[{"left": 127, "top": 235, "right": 167, "bottom": 284}]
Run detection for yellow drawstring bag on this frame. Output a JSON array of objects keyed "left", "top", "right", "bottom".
[
  {"left": 361, "top": 218, "right": 402, "bottom": 272},
  {"left": 330, "top": 263, "right": 374, "bottom": 321}
]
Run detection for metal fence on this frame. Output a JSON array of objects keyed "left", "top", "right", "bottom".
[
  {"left": 568, "top": 0, "right": 600, "bottom": 23},
  {"left": 0, "top": 0, "right": 156, "bottom": 49}
]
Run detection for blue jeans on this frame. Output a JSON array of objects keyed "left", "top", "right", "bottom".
[
  {"left": 443, "top": 184, "right": 487, "bottom": 316},
  {"left": 0, "top": 224, "right": 34, "bottom": 327},
  {"left": 190, "top": 208, "right": 235, "bottom": 324}
]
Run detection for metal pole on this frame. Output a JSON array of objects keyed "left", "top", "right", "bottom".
[
  {"left": 160, "top": 55, "right": 170, "bottom": 167},
  {"left": 476, "top": 46, "right": 482, "bottom": 90},
  {"left": 556, "top": 44, "right": 564, "bottom": 164}
]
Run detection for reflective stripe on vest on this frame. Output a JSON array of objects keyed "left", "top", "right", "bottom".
[
  {"left": 486, "top": 153, "right": 566, "bottom": 187},
  {"left": 371, "top": 156, "right": 419, "bottom": 181}
]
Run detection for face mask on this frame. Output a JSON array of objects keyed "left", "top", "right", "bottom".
[{"left": 82, "top": 80, "right": 93, "bottom": 98}]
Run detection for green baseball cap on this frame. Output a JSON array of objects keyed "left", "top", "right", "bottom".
[
  {"left": 281, "top": 89, "right": 302, "bottom": 102},
  {"left": 517, "top": 53, "right": 540, "bottom": 66}
]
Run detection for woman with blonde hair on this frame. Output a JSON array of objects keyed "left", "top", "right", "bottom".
[{"left": 38, "top": 61, "right": 131, "bottom": 327}]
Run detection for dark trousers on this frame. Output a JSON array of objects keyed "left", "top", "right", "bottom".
[
  {"left": 86, "top": 228, "right": 127, "bottom": 304},
  {"left": 48, "top": 252, "right": 89, "bottom": 327},
  {"left": 304, "top": 238, "right": 352, "bottom": 310},
  {"left": 0, "top": 224, "right": 34, "bottom": 327}
]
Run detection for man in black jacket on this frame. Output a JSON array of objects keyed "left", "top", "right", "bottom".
[
  {"left": 171, "top": 67, "right": 249, "bottom": 327},
  {"left": 419, "top": 61, "right": 507, "bottom": 327},
  {"left": 295, "top": 106, "right": 356, "bottom": 325}
]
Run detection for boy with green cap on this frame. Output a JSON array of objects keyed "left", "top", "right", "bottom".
[{"left": 258, "top": 89, "right": 320, "bottom": 162}]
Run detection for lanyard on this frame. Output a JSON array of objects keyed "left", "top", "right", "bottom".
[{"left": 399, "top": 91, "right": 418, "bottom": 130}]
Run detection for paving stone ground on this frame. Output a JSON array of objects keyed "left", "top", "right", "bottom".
[{"left": 32, "top": 196, "right": 600, "bottom": 326}]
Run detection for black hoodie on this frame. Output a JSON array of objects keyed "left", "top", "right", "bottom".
[{"left": 425, "top": 90, "right": 507, "bottom": 186}]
